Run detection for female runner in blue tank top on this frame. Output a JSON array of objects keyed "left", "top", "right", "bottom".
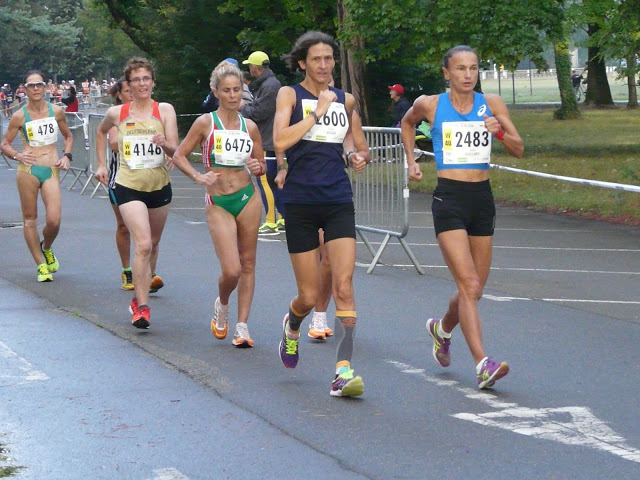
[
  {"left": 171, "top": 63, "right": 265, "bottom": 348},
  {"left": 401, "top": 45, "right": 524, "bottom": 390},
  {"left": 273, "top": 31, "right": 368, "bottom": 398},
  {"left": 1, "top": 70, "right": 73, "bottom": 283}
]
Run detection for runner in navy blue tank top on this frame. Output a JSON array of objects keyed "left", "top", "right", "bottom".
[
  {"left": 401, "top": 45, "right": 523, "bottom": 390},
  {"left": 273, "top": 31, "right": 368, "bottom": 397}
]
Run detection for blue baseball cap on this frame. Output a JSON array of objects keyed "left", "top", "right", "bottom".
[{"left": 223, "top": 58, "right": 239, "bottom": 66}]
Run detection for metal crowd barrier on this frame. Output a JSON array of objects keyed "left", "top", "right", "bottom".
[
  {"left": 0, "top": 121, "right": 11, "bottom": 168},
  {"left": 86, "top": 113, "right": 109, "bottom": 197},
  {"left": 354, "top": 127, "right": 424, "bottom": 274}
]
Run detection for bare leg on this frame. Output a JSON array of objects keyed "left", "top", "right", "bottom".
[
  {"left": 234, "top": 195, "right": 261, "bottom": 324},
  {"left": 437, "top": 230, "right": 492, "bottom": 364},
  {"left": 119, "top": 201, "right": 169, "bottom": 307},
  {"left": 111, "top": 203, "right": 131, "bottom": 268},
  {"left": 16, "top": 171, "right": 45, "bottom": 265},
  {"left": 39, "top": 177, "right": 62, "bottom": 250}
]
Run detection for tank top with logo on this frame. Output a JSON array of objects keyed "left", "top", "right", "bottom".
[
  {"left": 432, "top": 92, "right": 493, "bottom": 171},
  {"left": 115, "top": 102, "right": 169, "bottom": 192},
  {"left": 201, "top": 111, "right": 253, "bottom": 169}
]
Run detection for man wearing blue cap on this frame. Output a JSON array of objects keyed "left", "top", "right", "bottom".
[{"left": 240, "top": 51, "right": 284, "bottom": 235}]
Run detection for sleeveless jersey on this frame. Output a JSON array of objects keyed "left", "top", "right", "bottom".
[
  {"left": 284, "top": 84, "right": 351, "bottom": 205},
  {"left": 20, "top": 103, "right": 58, "bottom": 147},
  {"left": 201, "top": 112, "right": 252, "bottom": 169},
  {"left": 115, "top": 102, "right": 169, "bottom": 192},
  {"left": 432, "top": 92, "right": 493, "bottom": 171}
]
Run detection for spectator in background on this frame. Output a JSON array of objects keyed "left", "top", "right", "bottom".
[
  {"left": 15, "top": 83, "right": 26, "bottom": 105},
  {"left": 61, "top": 85, "right": 79, "bottom": 113},
  {"left": 389, "top": 83, "right": 410, "bottom": 127},
  {"left": 201, "top": 58, "right": 252, "bottom": 113},
  {"left": 571, "top": 69, "right": 583, "bottom": 89},
  {"left": 240, "top": 50, "right": 284, "bottom": 235}
]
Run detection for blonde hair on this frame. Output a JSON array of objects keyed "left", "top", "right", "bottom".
[{"left": 209, "top": 63, "right": 244, "bottom": 91}]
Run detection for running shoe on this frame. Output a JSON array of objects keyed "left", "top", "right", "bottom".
[
  {"left": 149, "top": 273, "right": 164, "bottom": 293},
  {"left": 330, "top": 366, "right": 364, "bottom": 397},
  {"left": 121, "top": 269, "right": 134, "bottom": 290},
  {"left": 258, "top": 222, "right": 279, "bottom": 236},
  {"left": 232, "top": 322, "right": 254, "bottom": 348},
  {"left": 308, "top": 312, "right": 329, "bottom": 340},
  {"left": 276, "top": 218, "right": 286, "bottom": 232},
  {"left": 477, "top": 357, "right": 510, "bottom": 389},
  {"left": 128, "top": 297, "right": 139, "bottom": 316},
  {"left": 37, "top": 263, "right": 52, "bottom": 282},
  {"left": 279, "top": 314, "right": 299, "bottom": 368},
  {"left": 426, "top": 318, "right": 451, "bottom": 367},
  {"left": 132, "top": 304, "right": 150, "bottom": 329},
  {"left": 210, "top": 297, "right": 229, "bottom": 340},
  {"left": 40, "top": 241, "right": 59, "bottom": 273}
]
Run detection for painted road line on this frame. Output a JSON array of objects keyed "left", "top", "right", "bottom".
[
  {"left": 357, "top": 241, "right": 640, "bottom": 252},
  {"left": 389, "top": 264, "right": 640, "bottom": 275},
  {"left": 0, "top": 341, "right": 49, "bottom": 384},
  {"left": 386, "top": 360, "right": 640, "bottom": 464},
  {"left": 483, "top": 294, "right": 640, "bottom": 305},
  {"left": 148, "top": 468, "right": 190, "bottom": 480}
]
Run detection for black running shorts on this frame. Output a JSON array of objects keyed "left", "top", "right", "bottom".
[
  {"left": 284, "top": 202, "right": 356, "bottom": 254},
  {"left": 431, "top": 178, "right": 495, "bottom": 237}
]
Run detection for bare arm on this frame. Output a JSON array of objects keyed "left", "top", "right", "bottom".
[
  {"left": 172, "top": 114, "right": 216, "bottom": 184},
  {"left": 273, "top": 86, "right": 337, "bottom": 152},
  {"left": 94, "top": 106, "right": 119, "bottom": 183},
  {"left": 342, "top": 94, "right": 367, "bottom": 173},
  {"left": 0, "top": 110, "right": 33, "bottom": 163},
  {"left": 485, "top": 94, "right": 524, "bottom": 158},
  {"left": 401, "top": 95, "right": 435, "bottom": 181},
  {"left": 245, "top": 119, "right": 266, "bottom": 177},
  {"left": 108, "top": 125, "right": 118, "bottom": 153},
  {"left": 54, "top": 106, "right": 72, "bottom": 170},
  {"left": 152, "top": 102, "right": 180, "bottom": 157}
]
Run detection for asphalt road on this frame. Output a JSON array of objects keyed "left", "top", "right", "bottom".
[{"left": 1, "top": 129, "right": 639, "bottom": 479}]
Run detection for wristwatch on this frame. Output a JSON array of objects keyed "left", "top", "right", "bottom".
[
  {"left": 277, "top": 164, "right": 287, "bottom": 171},
  {"left": 63, "top": 152, "right": 73, "bottom": 161}
]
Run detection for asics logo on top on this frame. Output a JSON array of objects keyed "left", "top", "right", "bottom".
[{"left": 477, "top": 105, "right": 487, "bottom": 116}]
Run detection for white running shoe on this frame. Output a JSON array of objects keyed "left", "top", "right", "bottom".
[{"left": 232, "top": 322, "right": 254, "bottom": 348}]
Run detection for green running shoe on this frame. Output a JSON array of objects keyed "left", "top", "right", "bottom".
[
  {"left": 40, "top": 241, "right": 59, "bottom": 273},
  {"left": 37, "top": 263, "right": 52, "bottom": 282}
]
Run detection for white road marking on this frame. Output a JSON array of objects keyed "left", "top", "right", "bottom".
[
  {"left": 389, "top": 263, "right": 640, "bottom": 275},
  {"left": 0, "top": 341, "right": 49, "bottom": 384},
  {"left": 148, "top": 468, "right": 190, "bottom": 480},
  {"left": 184, "top": 221, "right": 206, "bottom": 225},
  {"left": 386, "top": 360, "right": 640, "bottom": 463},
  {"left": 357, "top": 241, "right": 640, "bottom": 252},
  {"left": 483, "top": 294, "right": 640, "bottom": 305}
]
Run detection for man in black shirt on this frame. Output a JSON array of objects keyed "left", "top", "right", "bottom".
[{"left": 388, "top": 83, "right": 410, "bottom": 127}]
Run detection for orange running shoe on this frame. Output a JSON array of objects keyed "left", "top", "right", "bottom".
[
  {"left": 132, "top": 304, "right": 150, "bottom": 329},
  {"left": 210, "top": 297, "right": 229, "bottom": 339},
  {"left": 149, "top": 273, "right": 164, "bottom": 293}
]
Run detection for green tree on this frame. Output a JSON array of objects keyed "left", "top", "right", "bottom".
[
  {"left": 590, "top": 0, "right": 640, "bottom": 108},
  {"left": 98, "top": 0, "right": 252, "bottom": 129},
  {"left": 0, "top": 2, "right": 81, "bottom": 85}
]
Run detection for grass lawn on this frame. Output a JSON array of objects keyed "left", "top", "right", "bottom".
[
  {"left": 480, "top": 72, "right": 633, "bottom": 104},
  {"left": 412, "top": 106, "right": 640, "bottom": 225}
]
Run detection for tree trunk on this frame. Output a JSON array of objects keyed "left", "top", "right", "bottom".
[
  {"left": 552, "top": 40, "right": 580, "bottom": 119},
  {"left": 626, "top": 54, "right": 638, "bottom": 109},
  {"left": 337, "top": 0, "right": 369, "bottom": 124},
  {"left": 584, "top": 24, "right": 614, "bottom": 106}
]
